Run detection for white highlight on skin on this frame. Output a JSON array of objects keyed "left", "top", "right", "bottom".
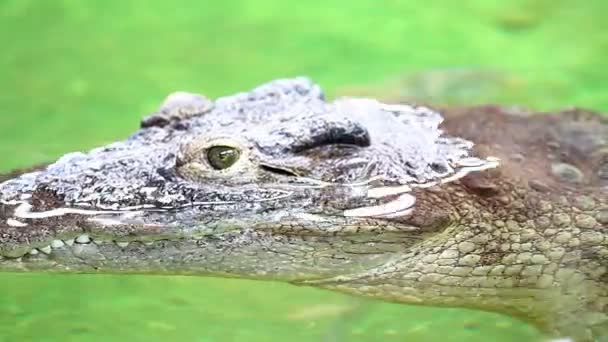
[
  {"left": 343, "top": 193, "right": 416, "bottom": 218},
  {"left": 379, "top": 103, "right": 418, "bottom": 113},
  {"left": 13, "top": 202, "right": 140, "bottom": 219},
  {"left": 7, "top": 218, "right": 27, "bottom": 227},
  {"left": 92, "top": 203, "right": 158, "bottom": 211},
  {"left": 456, "top": 157, "right": 492, "bottom": 167},
  {"left": 434, "top": 156, "right": 500, "bottom": 185}
]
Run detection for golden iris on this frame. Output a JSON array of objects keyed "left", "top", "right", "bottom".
[{"left": 206, "top": 146, "right": 240, "bottom": 170}]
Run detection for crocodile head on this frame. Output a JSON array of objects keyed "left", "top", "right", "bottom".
[{"left": 0, "top": 77, "right": 497, "bottom": 280}]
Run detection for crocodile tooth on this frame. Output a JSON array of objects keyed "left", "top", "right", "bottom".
[
  {"left": 93, "top": 239, "right": 105, "bottom": 245},
  {"left": 64, "top": 239, "right": 75, "bottom": 246},
  {"left": 51, "top": 240, "right": 65, "bottom": 248},
  {"left": 39, "top": 245, "right": 52, "bottom": 254},
  {"left": 29, "top": 249, "right": 39, "bottom": 255},
  {"left": 344, "top": 193, "right": 416, "bottom": 218},
  {"left": 143, "top": 242, "right": 154, "bottom": 246},
  {"left": 116, "top": 241, "right": 130, "bottom": 248}
]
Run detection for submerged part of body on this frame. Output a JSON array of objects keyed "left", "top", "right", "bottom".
[{"left": 1, "top": 78, "right": 606, "bottom": 341}]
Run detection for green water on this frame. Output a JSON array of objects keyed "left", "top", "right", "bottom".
[{"left": 1, "top": 1, "right": 606, "bottom": 341}]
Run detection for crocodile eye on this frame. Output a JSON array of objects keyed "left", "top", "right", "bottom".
[{"left": 206, "top": 146, "right": 240, "bottom": 170}]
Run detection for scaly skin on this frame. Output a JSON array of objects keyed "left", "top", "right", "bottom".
[
  {"left": 310, "top": 105, "right": 608, "bottom": 341},
  {"left": 0, "top": 78, "right": 606, "bottom": 341}
]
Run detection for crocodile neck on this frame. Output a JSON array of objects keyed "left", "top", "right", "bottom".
[
  {"left": 311, "top": 182, "right": 605, "bottom": 339},
  {"left": 307, "top": 105, "right": 608, "bottom": 340}
]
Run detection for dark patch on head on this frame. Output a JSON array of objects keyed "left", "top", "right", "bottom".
[
  {"left": 171, "top": 121, "right": 190, "bottom": 131},
  {"left": 430, "top": 162, "right": 449, "bottom": 174},
  {"left": 291, "top": 122, "right": 370, "bottom": 153},
  {"left": 141, "top": 114, "right": 171, "bottom": 128},
  {"left": 141, "top": 116, "right": 192, "bottom": 130}
]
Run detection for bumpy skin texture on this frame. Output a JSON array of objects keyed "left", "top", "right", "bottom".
[
  {"left": 0, "top": 78, "right": 607, "bottom": 341},
  {"left": 311, "top": 105, "right": 608, "bottom": 341}
]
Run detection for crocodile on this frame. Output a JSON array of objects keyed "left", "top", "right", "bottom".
[{"left": 0, "top": 77, "right": 606, "bottom": 341}]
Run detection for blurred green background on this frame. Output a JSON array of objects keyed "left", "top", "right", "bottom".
[{"left": 0, "top": 0, "right": 606, "bottom": 341}]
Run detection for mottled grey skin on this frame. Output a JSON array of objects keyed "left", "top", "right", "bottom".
[{"left": 0, "top": 78, "right": 607, "bottom": 341}]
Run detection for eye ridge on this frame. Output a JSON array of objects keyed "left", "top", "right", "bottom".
[{"left": 206, "top": 145, "right": 240, "bottom": 170}]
